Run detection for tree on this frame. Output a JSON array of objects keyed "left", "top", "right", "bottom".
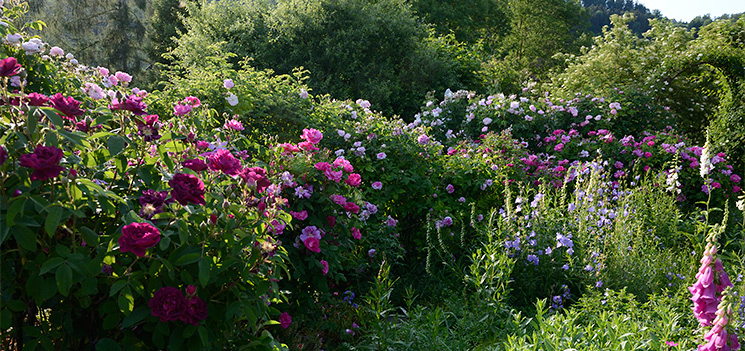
[{"left": 503, "top": 0, "right": 591, "bottom": 79}]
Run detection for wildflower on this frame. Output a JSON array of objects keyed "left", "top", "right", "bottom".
[{"left": 700, "top": 139, "right": 714, "bottom": 178}]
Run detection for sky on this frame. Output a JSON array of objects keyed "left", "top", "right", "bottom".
[{"left": 636, "top": 0, "right": 745, "bottom": 22}]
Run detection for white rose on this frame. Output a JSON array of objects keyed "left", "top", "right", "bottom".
[
  {"left": 226, "top": 93, "right": 239, "bottom": 106},
  {"left": 22, "top": 41, "right": 40, "bottom": 54},
  {"left": 6, "top": 33, "right": 22, "bottom": 44}
]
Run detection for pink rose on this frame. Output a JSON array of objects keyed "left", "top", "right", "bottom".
[
  {"left": 351, "top": 227, "right": 361, "bottom": 240},
  {"left": 290, "top": 210, "right": 308, "bottom": 220},
  {"left": 320, "top": 260, "right": 329, "bottom": 275},
  {"left": 240, "top": 167, "right": 271, "bottom": 193},
  {"left": 329, "top": 194, "right": 347, "bottom": 205},
  {"left": 173, "top": 103, "right": 192, "bottom": 116},
  {"left": 302, "top": 128, "right": 323, "bottom": 144},
  {"left": 345, "top": 173, "right": 362, "bottom": 187},
  {"left": 303, "top": 236, "right": 321, "bottom": 253},
  {"left": 119, "top": 222, "right": 161, "bottom": 257},
  {"left": 184, "top": 96, "right": 201, "bottom": 107}
]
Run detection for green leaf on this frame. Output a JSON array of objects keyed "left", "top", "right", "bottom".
[
  {"left": 39, "top": 257, "right": 65, "bottom": 275},
  {"left": 198, "top": 326, "right": 209, "bottom": 346},
  {"left": 59, "top": 129, "right": 91, "bottom": 149},
  {"left": 95, "top": 338, "right": 122, "bottom": 351},
  {"left": 80, "top": 227, "right": 99, "bottom": 246},
  {"left": 121, "top": 306, "right": 150, "bottom": 328},
  {"left": 175, "top": 253, "right": 201, "bottom": 266},
  {"left": 107, "top": 135, "right": 126, "bottom": 157},
  {"left": 110, "top": 281, "right": 128, "bottom": 297},
  {"left": 13, "top": 225, "right": 37, "bottom": 252},
  {"left": 6, "top": 196, "right": 27, "bottom": 227},
  {"left": 40, "top": 107, "right": 63, "bottom": 129},
  {"left": 7, "top": 299, "right": 27, "bottom": 312},
  {"left": 56, "top": 264, "right": 73, "bottom": 297},
  {"left": 118, "top": 287, "right": 135, "bottom": 315},
  {"left": 45, "top": 205, "right": 63, "bottom": 237},
  {"left": 198, "top": 259, "right": 210, "bottom": 287},
  {"left": 27, "top": 108, "right": 38, "bottom": 134}
]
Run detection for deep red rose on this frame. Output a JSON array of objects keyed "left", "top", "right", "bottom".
[
  {"left": 239, "top": 167, "right": 271, "bottom": 193},
  {"left": 0, "top": 57, "right": 22, "bottom": 77},
  {"left": 208, "top": 149, "right": 241, "bottom": 176},
  {"left": 19, "top": 145, "right": 65, "bottom": 181},
  {"left": 179, "top": 296, "right": 208, "bottom": 326},
  {"left": 149, "top": 287, "right": 186, "bottom": 322},
  {"left": 182, "top": 158, "right": 208, "bottom": 172},
  {"left": 49, "top": 93, "right": 84, "bottom": 120},
  {"left": 169, "top": 173, "right": 206, "bottom": 206},
  {"left": 119, "top": 222, "right": 160, "bottom": 257}
]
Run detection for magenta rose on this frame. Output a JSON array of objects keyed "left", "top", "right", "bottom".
[
  {"left": 179, "top": 296, "right": 208, "bottom": 326},
  {"left": 345, "top": 173, "right": 362, "bottom": 187},
  {"left": 0, "top": 57, "right": 22, "bottom": 77},
  {"left": 119, "top": 222, "right": 161, "bottom": 257},
  {"left": 303, "top": 236, "right": 321, "bottom": 253},
  {"left": 49, "top": 93, "right": 85, "bottom": 120},
  {"left": 239, "top": 167, "right": 271, "bottom": 193},
  {"left": 25, "top": 92, "right": 48, "bottom": 106},
  {"left": 320, "top": 260, "right": 329, "bottom": 275},
  {"left": 182, "top": 158, "right": 208, "bottom": 172},
  {"left": 149, "top": 287, "right": 186, "bottom": 322},
  {"left": 301, "top": 128, "right": 323, "bottom": 144},
  {"left": 169, "top": 173, "right": 206, "bottom": 206},
  {"left": 279, "top": 312, "right": 292, "bottom": 329},
  {"left": 19, "top": 145, "right": 65, "bottom": 181},
  {"left": 208, "top": 149, "right": 242, "bottom": 176},
  {"left": 110, "top": 94, "right": 147, "bottom": 115},
  {"left": 0, "top": 146, "right": 7, "bottom": 166},
  {"left": 343, "top": 202, "right": 360, "bottom": 214}
]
